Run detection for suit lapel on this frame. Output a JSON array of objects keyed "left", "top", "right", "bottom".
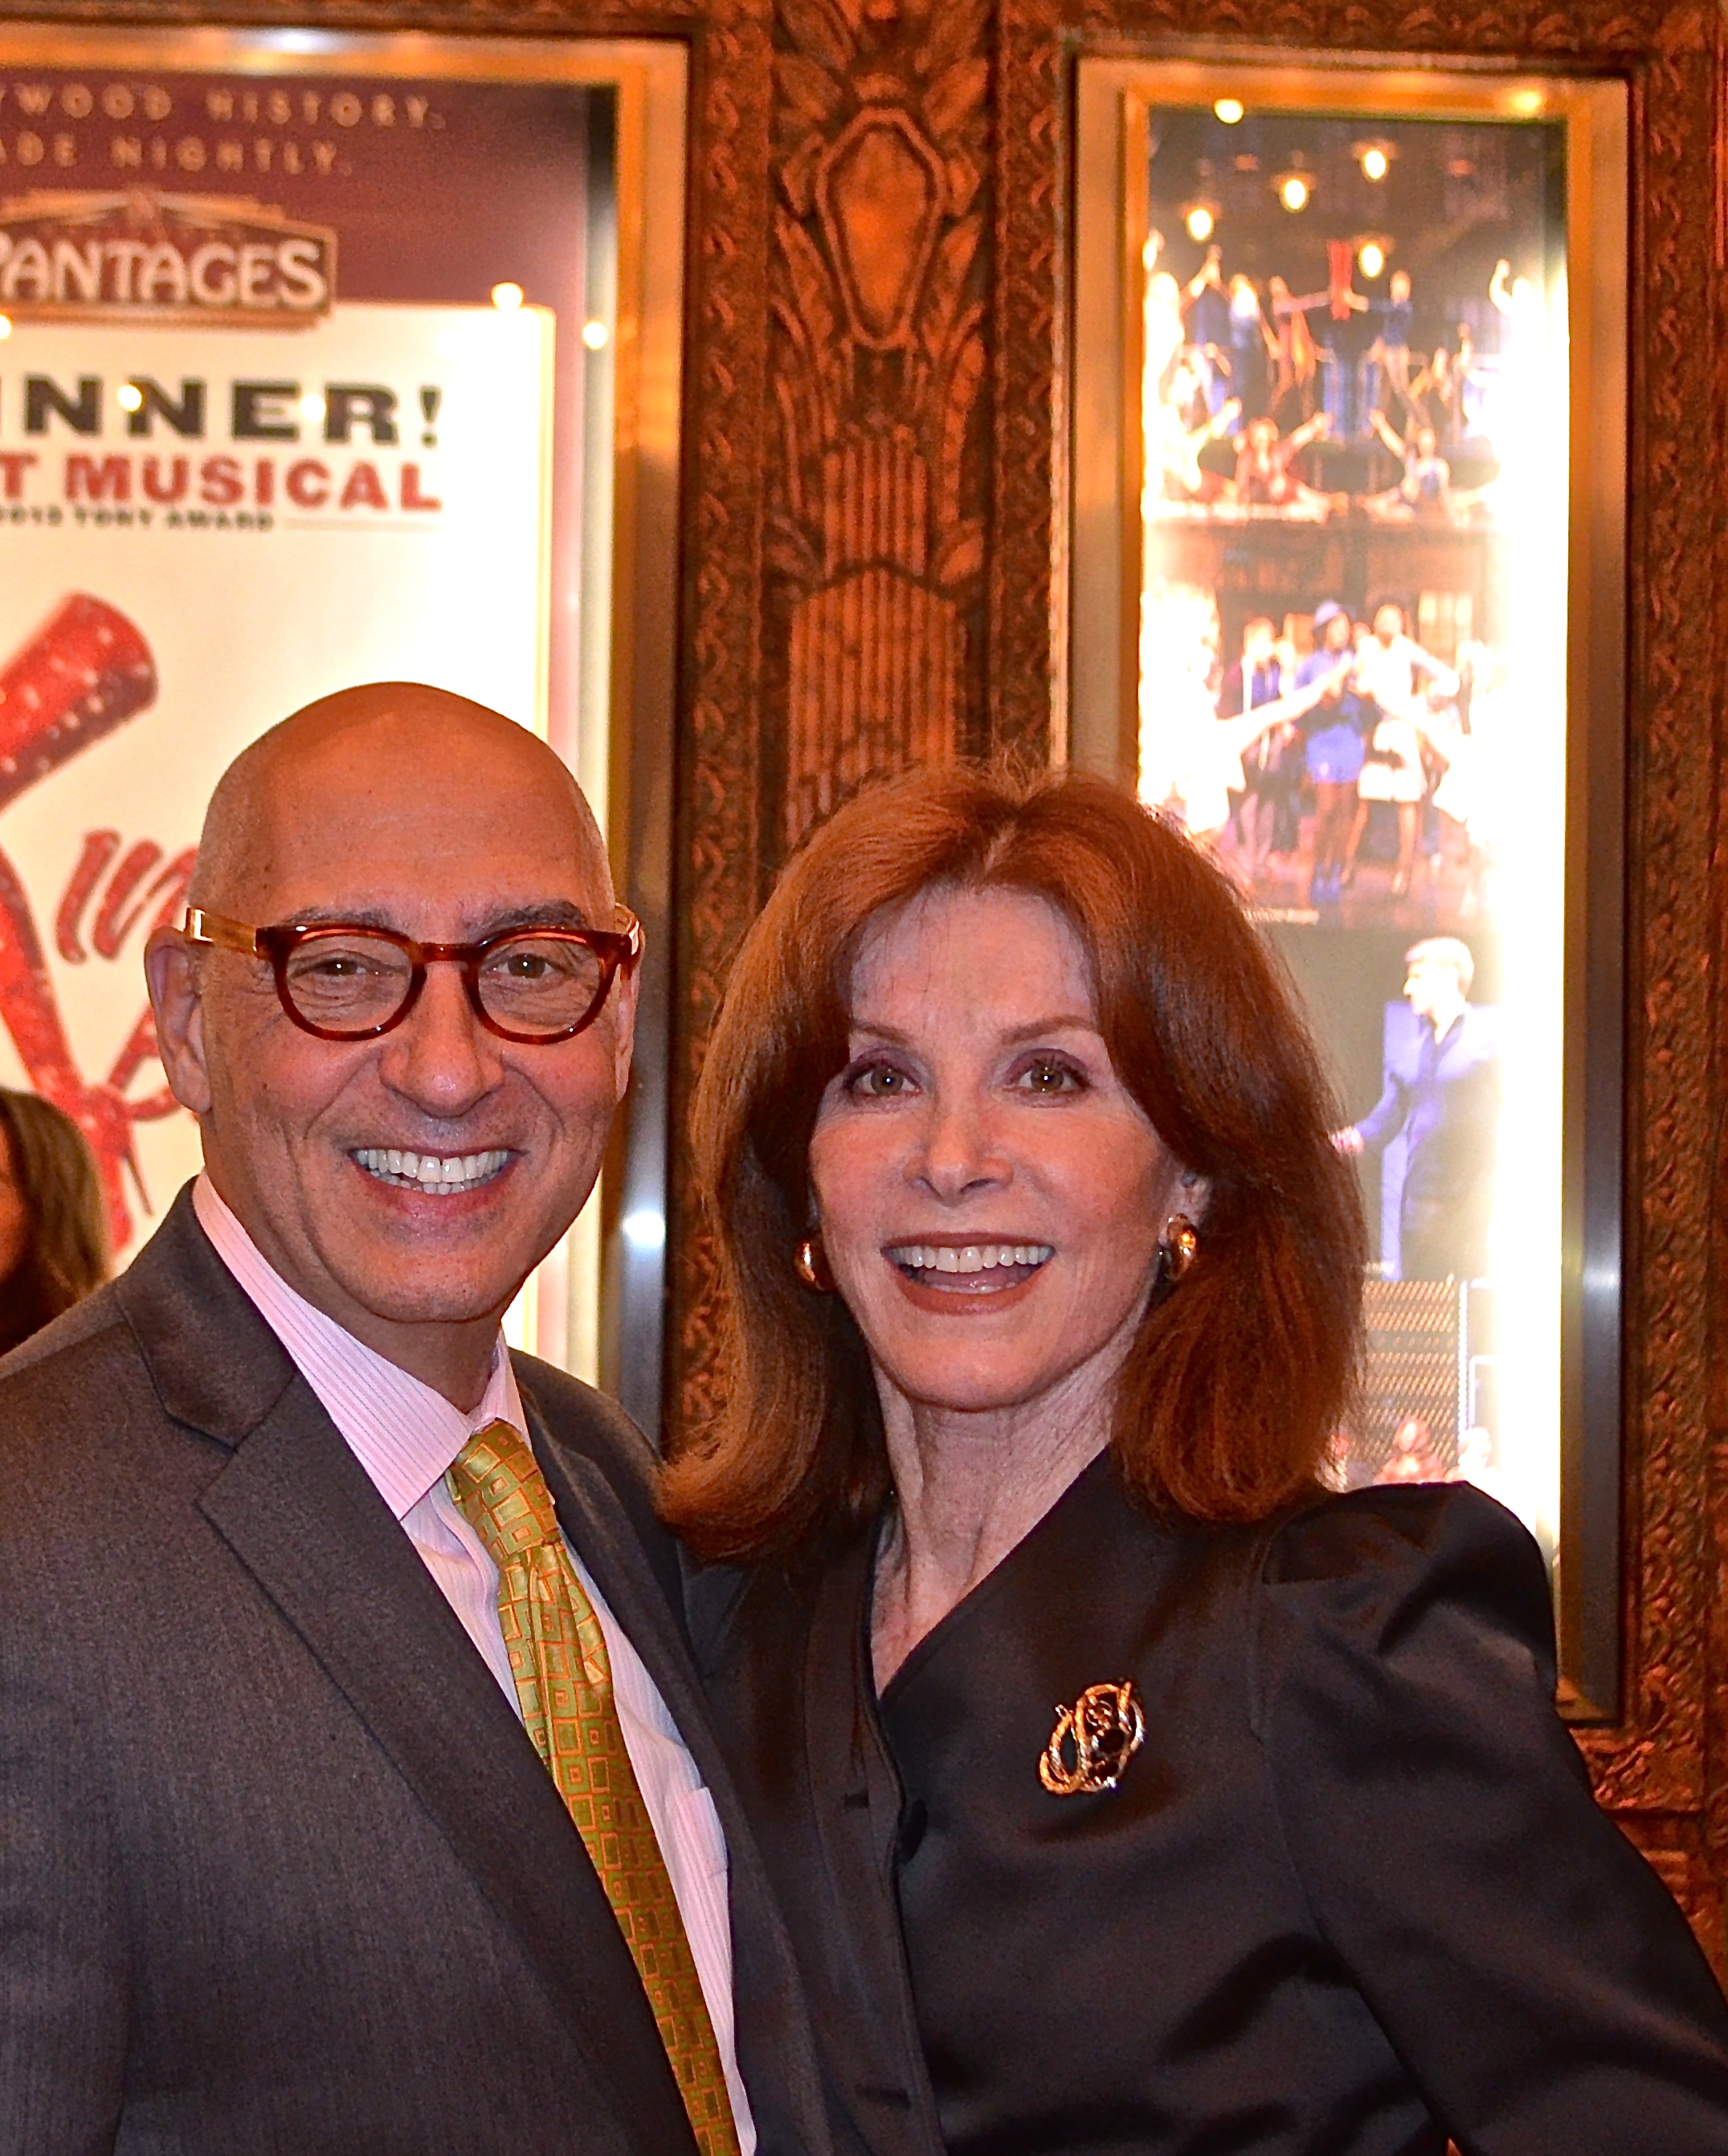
[{"left": 123, "top": 1197, "right": 696, "bottom": 2154}]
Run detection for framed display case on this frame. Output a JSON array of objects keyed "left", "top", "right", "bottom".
[
  {"left": 0, "top": 23, "right": 686, "bottom": 1427},
  {"left": 1072, "top": 55, "right": 1628, "bottom": 1712}
]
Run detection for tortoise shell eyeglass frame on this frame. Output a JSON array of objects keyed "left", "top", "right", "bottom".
[{"left": 181, "top": 906, "right": 644, "bottom": 1045}]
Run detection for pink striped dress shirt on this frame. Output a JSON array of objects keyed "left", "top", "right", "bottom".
[{"left": 192, "top": 1176, "right": 756, "bottom": 2151}]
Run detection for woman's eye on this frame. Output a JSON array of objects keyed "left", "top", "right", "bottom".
[
  {"left": 1016, "top": 1058, "right": 1083, "bottom": 1094},
  {"left": 850, "top": 1062, "right": 913, "bottom": 1098}
]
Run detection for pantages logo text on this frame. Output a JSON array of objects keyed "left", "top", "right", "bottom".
[{"left": 0, "top": 188, "right": 334, "bottom": 322}]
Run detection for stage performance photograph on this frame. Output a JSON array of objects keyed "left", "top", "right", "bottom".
[{"left": 1117, "top": 76, "right": 1587, "bottom": 1580}]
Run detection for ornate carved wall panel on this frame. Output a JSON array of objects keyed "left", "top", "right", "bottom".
[{"left": 765, "top": 0, "right": 993, "bottom": 858}]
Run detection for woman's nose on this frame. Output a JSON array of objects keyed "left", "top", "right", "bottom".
[{"left": 909, "top": 1091, "right": 1008, "bottom": 1200}]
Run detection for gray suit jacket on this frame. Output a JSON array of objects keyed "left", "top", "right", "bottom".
[{"left": 0, "top": 1187, "right": 830, "bottom": 2156}]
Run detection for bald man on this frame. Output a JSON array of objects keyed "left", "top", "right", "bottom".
[{"left": 0, "top": 688, "right": 831, "bottom": 2156}]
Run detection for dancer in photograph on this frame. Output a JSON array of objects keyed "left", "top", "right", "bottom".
[
  {"left": 1410, "top": 656, "right": 1496, "bottom": 921},
  {"left": 1410, "top": 341, "right": 1462, "bottom": 442},
  {"left": 1342, "top": 603, "right": 1459, "bottom": 898},
  {"left": 1336, "top": 935, "right": 1501, "bottom": 1282},
  {"left": 1365, "top": 268, "right": 1424, "bottom": 431},
  {"left": 1452, "top": 321, "right": 1485, "bottom": 440},
  {"left": 1365, "top": 411, "right": 1455, "bottom": 519},
  {"left": 1182, "top": 244, "right": 1235, "bottom": 416},
  {"left": 1217, "top": 617, "right": 1292, "bottom": 869},
  {"left": 1231, "top": 412, "right": 1334, "bottom": 516},
  {"left": 1147, "top": 350, "right": 1240, "bottom": 506},
  {"left": 1227, "top": 274, "right": 1274, "bottom": 423},
  {"left": 1265, "top": 273, "right": 1324, "bottom": 427},
  {"left": 1319, "top": 239, "right": 1374, "bottom": 439},
  {"left": 1296, "top": 599, "right": 1366, "bottom": 903},
  {"left": 1144, "top": 632, "right": 1346, "bottom": 853}
]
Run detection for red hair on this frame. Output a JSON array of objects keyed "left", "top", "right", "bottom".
[{"left": 660, "top": 767, "right": 1364, "bottom": 1561}]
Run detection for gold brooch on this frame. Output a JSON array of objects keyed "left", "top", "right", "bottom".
[{"left": 1039, "top": 1679, "right": 1146, "bottom": 1796}]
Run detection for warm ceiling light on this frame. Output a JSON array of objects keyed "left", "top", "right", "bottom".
[
  {"left": 1213, "top": 97, "right": 1245, "bottom": 125},
  {"left": 1358, "top": 240, "right": 1386, "bottom": 279},
  {"left": 1362, "top": 145, "right": 1389, "bottom": 181},
  {"left": 582, "top": 319, "right": 610, "bottom": 350},
  {"left": 116, "top": 382, "right": 144, "bottom": 412},
  {"left": 0, "top": 315, "right": 13, "bottom": 341},
  {"left": 490, "top": 280, "right": 525, "bottom": 312},
  {"left": 1185, "top": 203, "right": 1215, "bottom": 243},
  {"left": 1277, "top": 174, "right": 1311, "bottom": 213}
]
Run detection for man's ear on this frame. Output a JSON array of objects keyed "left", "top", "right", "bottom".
[
  {"left": 144, "top": 925, "right": 213, "bottom": 1117},
  {"left": 609, "top": 959, "right": 640, "bottom": 1104}
]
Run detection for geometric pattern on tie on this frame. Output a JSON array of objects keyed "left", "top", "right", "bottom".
[{"left": 447, "top": 1419, "right": 741, "bottom": 2156}]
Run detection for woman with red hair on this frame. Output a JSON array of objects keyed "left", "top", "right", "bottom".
[{"left": 664, "top": 766, "right": 1728, "bottom": 2155}]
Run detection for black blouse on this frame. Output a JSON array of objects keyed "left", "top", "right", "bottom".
[{"left": 688, "top": 1463, "right": 1728, "bottom": 2156}]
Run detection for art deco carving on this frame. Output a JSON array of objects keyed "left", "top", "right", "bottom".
[{"left": 766, "top": 0, "right": 991, "bottom": 853}]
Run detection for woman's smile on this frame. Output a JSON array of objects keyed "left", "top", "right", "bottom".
[
  {"left": 884, "top": 1240, "right": 1054, "bottom": 1292},
  {"left": 883, "top": 1238, "right": 1054, "bottom": 1313}
]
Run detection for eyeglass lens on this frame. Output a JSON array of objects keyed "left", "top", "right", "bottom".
[{"left": 281, "top": 930, "right": 608, "bottom": 1037}]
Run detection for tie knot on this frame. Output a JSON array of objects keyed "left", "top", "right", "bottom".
[{"left": 447, "top": 1418, "right": 560, "bottom": 1565}]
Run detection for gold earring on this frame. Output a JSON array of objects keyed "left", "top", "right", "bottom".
[
  {"left": 1160, "top": 1213, "right": 1199, "bottom": 1284},
  {"left": 794, "top": 1235, "right": 834, "bottom": 1291}
]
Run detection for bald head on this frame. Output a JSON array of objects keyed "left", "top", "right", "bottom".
[
  {"left": 149, "top": 679, "right": 637, "bottom": 1405},
  {"left": 190, "top": 682, "right": 611, "bottom": 918}
]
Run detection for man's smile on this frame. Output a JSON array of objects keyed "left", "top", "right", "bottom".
[{"left": 351, "top": 1146, "right": 513, "bottom": 1194}]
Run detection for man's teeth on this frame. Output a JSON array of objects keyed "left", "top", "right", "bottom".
[
  {"left": 887, "top": 1243, "right": 1053, "bottom": 1273},
  {"left": 353, "top": 1148, "right": 510, "bottom": 1193}
]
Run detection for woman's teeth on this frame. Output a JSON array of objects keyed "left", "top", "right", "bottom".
[
  {"left": 887, "top": 1243, "right": 1053, "bottom": 1273},
  {"left": 353, "top": 1148, "right": 510, "bottom": 1193}
]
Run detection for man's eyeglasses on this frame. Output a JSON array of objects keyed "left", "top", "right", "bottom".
[{"left": 183, "top": 907, "right": 643, "bottom": 1045}]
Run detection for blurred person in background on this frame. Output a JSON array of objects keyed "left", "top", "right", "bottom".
[{"left": 0, "top": 1087, "right": 108, "bottom": 1356}]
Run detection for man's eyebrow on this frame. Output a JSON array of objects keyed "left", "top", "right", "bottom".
[
  {"left": 271, "top": 899, "right": 601, "bottom": 935},
  {"left": 473, "top": 900, "right": 599, "bottom": 935}
]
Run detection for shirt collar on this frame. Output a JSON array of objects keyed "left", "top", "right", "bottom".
[{"left": 192, "top": 1173, "right": 523, "bottom": 1520}]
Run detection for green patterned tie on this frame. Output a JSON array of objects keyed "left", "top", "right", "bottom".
[{"left": 447, "top": 1420, "right": 741, "bottom": 2156}]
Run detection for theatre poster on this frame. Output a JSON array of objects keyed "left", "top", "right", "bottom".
[{"left": 0, "top": 36, "right": 602, "bottom": 1280}]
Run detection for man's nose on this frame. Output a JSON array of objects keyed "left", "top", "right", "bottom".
[{"left": 376, "top": 960, "right": 501, "bottom": 1118}]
